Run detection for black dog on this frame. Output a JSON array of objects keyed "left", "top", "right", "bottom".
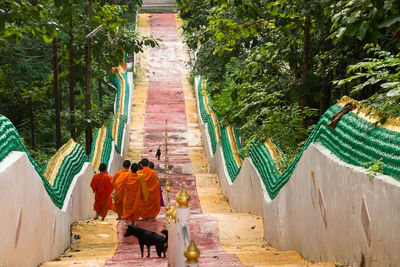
[{"left": 124, "top": 225, "right": 168, "bottom": 258}]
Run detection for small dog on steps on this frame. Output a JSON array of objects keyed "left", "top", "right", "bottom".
[{"left": 124, "top": 225, "right": 168, "bottom": 257}]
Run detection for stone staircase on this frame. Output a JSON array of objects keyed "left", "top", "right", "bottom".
[
  {"left": 104, "top": 219, "right": 168, "bottom": 266},
  {"left": 141, "top": 0, "right": 177, "bottom": 12},
  {"left": 195, "top": 172, "right": 337, "bottom": 267},
  {"left": 40, "top": 214, "right": 118, "bottom": 267},
  {"left": 41, "top": 13, "right": 340, "bottom": 267}
]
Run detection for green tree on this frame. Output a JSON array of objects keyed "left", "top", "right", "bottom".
[
  {"left": 176, "top": 0, "right": 400, "bottom": 165},
  {"left": 0, "top": 0, "right": 157, "bottom": 165}
]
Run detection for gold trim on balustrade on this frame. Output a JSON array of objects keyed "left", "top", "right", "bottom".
[
  {"left": 263, "top": 138, "right": 284, "bottom": 173},
  {"left": 44, "top": 139, "right": 77, "bottom": 186},
  {"left": 226, "top": 126, "right": 243, "bottom": 167},
  {"left": 210, "top": 112, "right": 221, "bottom": 141},
  {"left": 337, "top": 96, "right": 400, "bottom": 132},
  {"left": 111, "top": 113, "right": 120, "bottom": 143},
  {"left": 263, "top": 139, "right": 283, "bottom": 162},
  {"left": 117, "top": 71, "right": 125, "bottom": 115},
  {"left": 91, "top": 125, "right": 108, "bottom": 171},
  {"left": 201, "top": 80, "right": 212, "bottom": 115},
  {"left": 203, "top": 93, "right": 211, "bottom": 115}
]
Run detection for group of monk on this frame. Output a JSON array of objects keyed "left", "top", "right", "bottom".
[{"left": 90, "top": 158, "right": 163, "bottom": 224}]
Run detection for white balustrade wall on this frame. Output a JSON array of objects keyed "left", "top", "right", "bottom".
[
  {"left": 0, "top": 66, "right": 135, "bottom": 267},
  {"left": 194, "top": 76, "right": 400, "bottom": 267}
]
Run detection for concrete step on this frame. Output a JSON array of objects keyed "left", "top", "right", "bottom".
[
  {"left": 140, "top": 4, "right": 177, "bottom": 13},
  {"left": 40, "top": 214, "right": 119, "bottom": 267}
]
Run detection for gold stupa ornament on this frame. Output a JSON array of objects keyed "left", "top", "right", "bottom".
[
  {"left": 176, "top": 187, "right": 191, "bottom": 208},
  {"left": 170, "top": 205, "right": 177, "bottom": 222},
  {"left": 184, "top": 240, "right": 200, "bottom": 264}
]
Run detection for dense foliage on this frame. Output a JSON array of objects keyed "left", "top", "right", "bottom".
[
  {"left": 0, "top": 0, "right": 156, "bottom": 166},
  {"left": 176, "top": 0, "right": 400, "bottom": 163}
]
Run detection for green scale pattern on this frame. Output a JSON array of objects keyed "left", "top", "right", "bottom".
[
  {"left": 88, "top": 70, "right": 131, "bottom": 168},
  {"left": 198, "top": 77, "right": 400, "bottom": 200},
  {"left": 198, "top": 80, "right": 218, "bottom": 154},
  {"left": 0, "top": 115, "right": 89, "bottom": 208},
  {"left": 220, "top": 126, "right": 241, "bottom": 181},
  {"left": 109, "top": 74, "right": 122, "bottom": 113},
  {"left": 89, "top": 128, "right": 100, "bottom": 162},
  {"left": 115, "top": 114, "right": 127, "bottom": 154},
  {"left": 0, "top": 61, "right": 131, "bottom": 208},
  {"left": 197, "top": 79, "right": 210, "bottom": 123},
  {"left": 197, "top": 79, "right": 242, "bottom": 179},
  {"left": 50, "top": 145, "right": 89, "bottom": 205},
  {"left": 101, "top": 127, "right": 113, "bottom": 166},
  {"left": 122, "top": 72, "right": 130, "bottom": 116}
]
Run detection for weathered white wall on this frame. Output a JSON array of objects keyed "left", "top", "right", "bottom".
[
  {"left": 0, "top": 152, "right": 94, "bottom": 267},
  {"left": 194, "top": 76, "right": 400, "bottom": 267},
  {"left": 0, "top": 67, "right": 134, "bottom": 267}
]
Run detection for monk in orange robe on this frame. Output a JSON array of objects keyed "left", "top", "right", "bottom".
[
  {"left": 123, "top": 163, "right": 140, "bottom": 221},
  {"left": 112, "top": 170, "right": 131, "bottom": 220},
  {"left": 112, "top": 160, "right": 131, "bottom": 185},
  {"left": 90, "top": 163, "right": 113, "bottom": 221},
  {"left": 130, "top": 158, "right": 161, "bottom": 222},
  {"left": 111, "top": 160, "right": 131, "bottom": 220},
  {"left": 150, "top": 161, "right": 165, "bottom": 207}
]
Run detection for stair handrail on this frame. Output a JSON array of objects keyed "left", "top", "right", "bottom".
[{"left": 167, "top": 187, "right": 200, "bottom": 266}]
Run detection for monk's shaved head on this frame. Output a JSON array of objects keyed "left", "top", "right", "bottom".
[
  {"left": 141, "top": 158, "right": 149, "bottom": 167},
  {"left": 123, "top": 160, "right": 131, "bottom": 169},
  {"left": 99, "top": 163, "right": 107, "bottom": 172},
  {"left": 131, "top": 163, "right": 139, "bottom": 173}
]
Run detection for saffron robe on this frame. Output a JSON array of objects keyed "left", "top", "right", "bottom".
[
  {"left": 90, "top": 173, "right": 113, "bottom": 218},
  {"left": 112, "top": 171, "right": 130, "bottom": 216},
  {"left": 130, "top": 167, "right": 161, "bottom": 221},
  {"left": 112, "top": 168, "right": 129, "bottom": 186},
  {"left": 122, "top": 172, "right": 140, "bottom": 220}
]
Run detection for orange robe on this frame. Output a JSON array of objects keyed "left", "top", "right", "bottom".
[
  {"left": 112, "top": 171, "right": 130, "bottom": 216},
  {"left": 90, "top": 173, "right": 113, "bottom": 219},
  {"left": 112, "top": 168, "right": 129, "bottom": 186},
  {"left": 130, "top": 167, "right": 161, "bottom": 221},
  {"left": 122, "top": 172, "right": 140, "bottom": 220}
]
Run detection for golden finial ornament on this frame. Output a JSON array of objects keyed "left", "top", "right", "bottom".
[
  {"left": 166, "top": 207, "right": 171, "bottom": 217},
  {"left": 170, "top": 205, "right": 177, "bottom": 222},
  {"left": 184, "top": 240, "right": 200, "bottom": 264},
  {"left": 165, "top": 206, "right": 171, "bottom": 224},
  {"left": 176, "top": 187, "right": 191, "bottom": 208},
  {"left": 166, "top": 185, "right": 171, "bottom": 192}
]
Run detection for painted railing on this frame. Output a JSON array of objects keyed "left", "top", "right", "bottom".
[
  {"left": 197, "top": 77, "right": 400, "bottom": 199},
  {"left": 0, "top": 60, "right": 131, "bottom": 209},
  {"left": 163, "top": 120, "right": 200, "bottom": 267},
  {"left": 167, "top": 188, "right": 200, "bottom": 267}
]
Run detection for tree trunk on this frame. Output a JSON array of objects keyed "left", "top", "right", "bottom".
[
  {"left": 99, "top": 79, "right": 103, "bottom": 108},
  {"left": 85, "top": 0, "right": 93, "bottom": 155},
  {"left": 52, "top": 38, "right": 62, "bottom": 149},
  {"left": 300, "top": 12, "right": 311, "bottom": 112},
  {"left": 29, "top": 97, "right": 35, "bottom": 150},
  {"left": 319, "top": 81, "right": 331, "bottom": 116},
  {"left": 319, "top": 39, "right": 333, "bottom": 117},
  {"left": 68, "top": 19, "right": 76, "bottom": 140}
]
